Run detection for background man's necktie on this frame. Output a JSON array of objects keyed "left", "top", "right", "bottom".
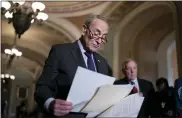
[
  {"left": 130, "top": 81, "right": 138, "bottom": 93},
  {"left": 84, "top": 51, "right": 96, "bottom": 71}
]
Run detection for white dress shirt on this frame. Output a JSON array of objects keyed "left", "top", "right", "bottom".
[{"left": 44, "top": 40, "right": 96, "bottom": 111}]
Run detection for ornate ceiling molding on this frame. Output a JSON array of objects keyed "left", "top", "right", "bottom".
[
  {"left": 45, "top": 2, "right": 103, "bottom": 13},
  {"left": 105, "top": 1, "right": 143, "bottom": 23},
  {"left": 45, "top": 2, "right": 111, "bottom": 17}
]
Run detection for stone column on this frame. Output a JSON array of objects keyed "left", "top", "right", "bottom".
[{"left": 174, "top": 2, "right": 182, "bottom": 77}]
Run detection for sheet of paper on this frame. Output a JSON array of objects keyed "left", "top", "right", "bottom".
[
  {"left": 98, "top": 93, "right": 144, "bottom": 117},
  {"left": 66, "top": 66, "right": 116, "bottom": 112},
  {"left": 81, "top": 84, "right": 133, "bottom": 114}
]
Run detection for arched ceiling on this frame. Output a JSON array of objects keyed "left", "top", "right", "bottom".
[
  {"left": 1, "top": 1, "right": 176, "bottom": 81},
  {"left": 1, "top": 1, "right": 111, "bottom": 80}
]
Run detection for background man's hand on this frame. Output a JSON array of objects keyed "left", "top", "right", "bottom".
[
  {"left": 139, "top": 92, "right": 143, "bottom": 97},
  {"left": 49, "top": 99, "right": 73, "bottom": 116}
]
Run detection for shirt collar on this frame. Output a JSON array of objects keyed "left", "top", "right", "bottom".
[
  {"left": 78, "top": 40, "right": 86, "bottom": 54},
  {"left": 132, "top": 78, "right": 137, "bottom": 83},
  {"left": 129, "top": 78, "right": 138, "bottom": 84}
]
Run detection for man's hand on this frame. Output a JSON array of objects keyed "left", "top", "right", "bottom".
[
  {"left": 49, "top": 99, "right": 73, "bottom": 116},
  {"left": 139, "top": 92, "right": 143, "bottom": 97}
]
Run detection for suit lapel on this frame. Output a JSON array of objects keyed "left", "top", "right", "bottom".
[
  {"left": 137, "top": 79, "right": 144, "bottom": 93},
  {"left": 71, "top": 41, "right": 87, "bottom": 68}
]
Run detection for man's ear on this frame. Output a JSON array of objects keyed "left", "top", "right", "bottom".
[
  {"left": 122, "top": 69, "right": 125, "bottom": 75},
  {"left": 82, "top": 24, "right": 87, "bottom": 35}
]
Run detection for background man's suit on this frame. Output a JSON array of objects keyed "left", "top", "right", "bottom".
[
  {"left": 34, "top": 40, "right": 112, "bottom": 117},
  {"left": 114, "top": 78, "right": 154, "bottom": 97},
  {"left": 114, "top": 78, "right": 155, "bottom": 118}
]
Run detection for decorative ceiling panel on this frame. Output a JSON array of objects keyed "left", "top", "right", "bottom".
[{"left": 43, "top": 1, "right": 104, "bottom": 13}]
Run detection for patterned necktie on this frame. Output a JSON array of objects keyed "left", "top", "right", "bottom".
[
  {"left": 84, "top": 51, "right": 96, "bottom": 71},
  {"left": 130, "top": 81, "right": 138, "bottom": 93}
]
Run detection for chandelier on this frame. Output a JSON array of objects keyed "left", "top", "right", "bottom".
[
  {"left": 1, "top": 1, "right": 48, "bottom": 39},
  {"left": 2, "top": 1, "right": 48, "bottom": 70}
]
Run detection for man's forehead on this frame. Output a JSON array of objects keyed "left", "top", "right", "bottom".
[
  {"left": 126, "top": 61, "right": 137, "bottom": 67},
  {"left": 90, "top": 19, "right": 109, "bottom": 33},
  {"left": 90, "top": 19, "right": 108, "bottom": 27}
]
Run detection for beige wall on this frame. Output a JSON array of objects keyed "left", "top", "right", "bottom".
[{"left": 172, "top": 48, "right": 179, "bottom": 81}]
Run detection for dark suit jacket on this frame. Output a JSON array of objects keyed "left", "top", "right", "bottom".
[
  {"left": 34, "top": 40, "right": 112, "bottom": 117},
  {"left": 114, "top": 77, "right": 154, "bottom": 97},
  {"left": 114, "top": 77, "right": 155, "bottom": 118}
]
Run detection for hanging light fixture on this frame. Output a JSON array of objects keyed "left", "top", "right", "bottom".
[
  {"left": 1, "top": 1, "right": 48, "bottom": 39},
  {"left": 4, "top": 48, "right": 23, "bottom": 69},
  {"left": 1, "top": 74, "right": 15, "bottom": 80}
]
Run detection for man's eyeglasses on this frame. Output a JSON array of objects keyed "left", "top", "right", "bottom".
[{"left": 86, "top": 26, "right": 108, "bottom": 44}]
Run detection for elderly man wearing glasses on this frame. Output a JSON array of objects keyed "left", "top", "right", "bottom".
[{"left": 34, "top": 14, "right": 112, "bottom": 117}]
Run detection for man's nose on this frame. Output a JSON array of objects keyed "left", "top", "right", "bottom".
[
  {"left": 96, "top": 37, "right": 102, "bottom": 44},
  {"left": 131, "top": 69, "right": 134, "bottom": 73}
]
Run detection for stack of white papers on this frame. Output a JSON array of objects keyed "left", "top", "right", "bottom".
[
  {"left": 66, "top": 67, "right": 144, "bottom": 117},
  {"left": 98, "top": 93, "right": 144, "bottom": 117},
  {"left": 81, "top": 85, "right": 133, "bottom": 113}
]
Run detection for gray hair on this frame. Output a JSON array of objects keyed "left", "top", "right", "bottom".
[
  {"left": 84, "top": 14, "right": 108, "bottom": 27},
  {"left": 122, "top": 58, "right": 137, "bottom": 70}
]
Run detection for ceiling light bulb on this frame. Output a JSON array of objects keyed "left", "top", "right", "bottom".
[
  {"left": 12, "top": 48, "right": 18, "bottom": 54},
  {"left": 32, "top": 2, "right": 45, "bottom": 12},
  {"left": 3, "top": 80, "right": 6, "bottom": 83},
  {"left": 5, "top": 74, "right": 9, "bottom": 78},
  {"left": 36, "top": 12, "right": 48, "bottom": 21},
  {"left": 16, "top": 51, "right": 22, "bottom": 56},
  {"left": 2, "top": 2, "right": 11, "bottom": 10},
  {"left": 1, "top": 74, "right": 5, "bottom": 78},
  {"left": 4, "top": 49, "right": 12, "bottom": 55},
  {"left": 10, "top": 75, "right": 15, "bottom": 80},
  {"left": 5, "top": 11, "right": 13, "bottom": 18},
  {"left": 31, "top": 19, "right": 34, "bottom": 23}
]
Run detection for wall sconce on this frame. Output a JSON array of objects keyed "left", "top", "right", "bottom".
[
  {"left": 1, "top": 74, "right": 15, "bottom": 80},
  {"left": 4, "top": 48, "right": 22, "bottom": 57},
  {"left": 4, "top": 48, "right": 22, "bottom": 69},
  {"left": 1, "top": 74, "right": 15, "bottom": 84}
]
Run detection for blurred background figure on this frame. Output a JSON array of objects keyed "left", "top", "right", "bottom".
[
  {"left": 1, "top": 100, "right": 8, "bottom": 118},
  {"left": 154, "top": 77, "right": 176, "bottom": 118},
  {"left": 175, "top": 78, "right": 182, "bottom": 118},
  {"left": 16, "top": 100, "right": 27, "bottom": 118}
]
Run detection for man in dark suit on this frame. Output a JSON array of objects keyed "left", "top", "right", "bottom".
[
  {"left": 175, "top": 78, "right": 182, "bottom": 118},
  {"left": 114, "top": 59, "right": 155, "bottom": 118},
  {"left": 114, "top": 59, "right": 154, "bottom": 97},
  {"left": 34, "top": 14, "right": 112, "bottom": 117}
]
